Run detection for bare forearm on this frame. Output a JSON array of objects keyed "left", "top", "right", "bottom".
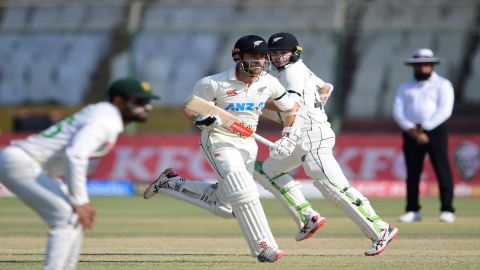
[
  {"left": 318, "top": 84, "right": 330, "bottom": 94},
  {"left": 264, "top": 100, "right": 280, "bottom": 111},
  {"left": 318, "top": 84, "right": 331, "bottom": 105},
  {"left": 282, "top": 102, "right": 299, "bottom": 128}
]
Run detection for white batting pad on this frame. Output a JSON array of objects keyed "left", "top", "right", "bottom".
[
  {"left": 160, "top": 177, "right": 233, "bottom": 219},
  {"left": 222, "top": 170, "right": 278, "bottom": 256},
  {"left": 254, "top": 162, "right": 311, "bottom": 230},
  {"left": 314, "top": 180, "right": 388, "bottom": 241}
]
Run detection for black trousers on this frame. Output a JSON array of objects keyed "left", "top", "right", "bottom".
[{"left": 402, "top": 123, "right": 455, "bottom": 213}]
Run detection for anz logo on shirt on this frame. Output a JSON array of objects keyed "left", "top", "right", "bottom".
[{"left": 225, "top": 102, "right": 265, "bottom": 111}]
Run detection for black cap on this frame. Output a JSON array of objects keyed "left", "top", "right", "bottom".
[
  {"left": 108, "top": 78, "right": 160, "bottom": 100},
  {"left": 268, "top": 32, "right": 299, "bottom": 51},
  {"left": 233, "top": 35, "right": 269, "bottom": 55}
]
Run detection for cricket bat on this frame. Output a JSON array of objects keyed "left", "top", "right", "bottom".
[{"left": 184, "top": 95, "right": 275, "bottom": 148}]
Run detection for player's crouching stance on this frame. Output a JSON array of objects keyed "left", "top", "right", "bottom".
[
  {"left": 257, "top": 32, "right": 398, "bottom": 256},
  {"left": 144, "top": 35, "right": 301, "bottom": 263},
  {"left": 0, "top": 78, "right": 158, "bottom": 270}
]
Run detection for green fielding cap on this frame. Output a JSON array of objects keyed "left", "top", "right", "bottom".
[{"left": 108, "top": 78, "right": 160, "bottom": 100}]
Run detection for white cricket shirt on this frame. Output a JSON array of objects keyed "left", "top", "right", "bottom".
[
  {"left": 392, "top": 72, "right": 454, "bottom": 131},
  {"left": 12, "top": 102, "right": 124, "bottom": 205},
  {"left": 270, "top": 60, "right": 330, "bottom": 131},
  {"left": 191, "top": 66, "right": 295, "bottom": 136}
]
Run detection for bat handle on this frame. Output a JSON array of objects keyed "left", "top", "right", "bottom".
[{"left": 251, "top": 133, "right": 275, "bottom": 148}]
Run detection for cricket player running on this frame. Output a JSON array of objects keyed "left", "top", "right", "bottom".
[
  {"left": 254, "top": 32, "right": 398, "bottom": 256},
  {"left": 144, "top": 35, "right": 300, "bottom": 262},
  {"left": 0, "top": 78, "right": 159, "bottom": 270}
]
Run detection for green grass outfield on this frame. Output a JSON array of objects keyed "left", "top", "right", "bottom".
[{"left": 1, "top": 196, "right": 479, "bottom": 270}]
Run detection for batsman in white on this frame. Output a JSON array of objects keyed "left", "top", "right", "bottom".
[
  {"left": 144, "top": 35, "right": 300, "bottom": 263},
  {"left": 255, "top": 32, "right": 398, "bottom": 256},
  {"left": 0, "top": 78, "right": 158, "bottom": 270}
]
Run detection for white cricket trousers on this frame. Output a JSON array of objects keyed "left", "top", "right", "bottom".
[
  {"left": 262, "top": 125, "right": 389, "bottom": 240},
  {"left": 0, "top": 146, "right": 83, "bottom": 270},
  {"left": 262, "top": 124, "right": 342, "bottom": 182},
  {"left": 200, "top": 131, "right": 278, "bottom": 256}
]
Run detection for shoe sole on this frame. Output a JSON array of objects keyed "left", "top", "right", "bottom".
[
  {"left": 296, "top": 217, "right": 326, "bottom": 241},
  {"left": 143, "top": 182, "right": 159, "bottom": 199},
  {"left": 364, "top": 228, "right": 399, "bottom": 256},
  {"left": 275, "top": 251, "right": 285, "bottom": 262},
  {"left": 257, "top": 249, "right": 285, "bottom": 263},
  {"left": 143, "top": 168, "right": 175, "bottom": 199},
  {"left": 439, "top": 217, "right": 455, "bottom": 223},
  {"left": 439, "top": 220, "right": 455, "bottom": 223}
]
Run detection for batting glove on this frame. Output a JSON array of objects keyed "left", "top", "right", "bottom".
[
  {"left": 281, "top": 126, "right": 301, "bottom": 141},
  {"left": 194, "top": 115, "right": 221, "bottom": 131},
  {"left": 269, "top": 135, "right": 296, "bottom": 159}
]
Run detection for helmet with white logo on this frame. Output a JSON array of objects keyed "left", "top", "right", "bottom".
[
  {"left": 232, "top": 35, "right": 270, "bottom": 76},
  {"left": 267, "top": 32, "right": 303, "bottom": 66},
  {"left": 232, "top": 35, "right": 269, "bottom": 61}
]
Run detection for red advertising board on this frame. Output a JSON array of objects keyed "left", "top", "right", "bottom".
[{"left": 1, "top": 133, "right": 479, "bottom": 197}]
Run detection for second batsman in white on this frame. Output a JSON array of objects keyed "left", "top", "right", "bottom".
[
  {"left": 255, "top": 32, "right": 398, "bottom": 256},
  {"left": 144, "top": 35, "right": 299, "bottom": 262}
]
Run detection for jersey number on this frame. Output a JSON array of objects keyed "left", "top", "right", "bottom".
[{"left": 41, "top": 116, "right": 75, "bottom": 138}]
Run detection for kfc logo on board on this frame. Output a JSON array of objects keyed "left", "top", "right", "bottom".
[{"left": 454, "top": 141, "right": 480, "bottom": 181}]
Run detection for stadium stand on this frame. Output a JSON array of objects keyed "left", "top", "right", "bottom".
[
  {"left": 346, "top": 1, "right": 477, "bottom": 118},
  {"left": 0, "top": 0, "right": 479, "bottom": 133},
  {"left": 464, "top": 50, "right": 480, "bottom": 102},
  {"left": 0, "top": 1, "right": 127, "bottom": 105},
  {"left": 128, "top": 32, "right": 219, "bottom": 105}
]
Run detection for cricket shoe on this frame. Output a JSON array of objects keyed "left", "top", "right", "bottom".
[
  {"left": 439, "top": 211, "right": 456, "bottom": 223},
  {"left": 398, "top": 211, "right": 421, "bottom": 223},
  {"left": 364, "top": 226, "right": 399, "bottom": 256},
  {"left": 257, "top": 247, "right": 285, "bottom": 263},
  {"left": 143, "top": 168, "right": 178, "bottom": 199},
  {"left": 295, "top": 214, "right": 326, "bottom": 241}
]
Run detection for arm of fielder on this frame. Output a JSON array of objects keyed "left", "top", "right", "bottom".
[{"left": 184, "top": 95, "right": 275, "bottom": 148}]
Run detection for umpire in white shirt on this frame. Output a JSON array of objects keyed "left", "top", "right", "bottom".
[{"left": 392, "top": 48, "right": 455, "bottom": 223}]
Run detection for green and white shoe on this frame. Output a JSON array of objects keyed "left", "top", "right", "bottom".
[
  {"left": 364, "top": 226, "right": 399, "bottom": 256},
  {"left": 295, "top": 213, "right": 326, "bottom": 241}
]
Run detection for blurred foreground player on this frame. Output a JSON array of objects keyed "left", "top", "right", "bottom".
[
  {"left": 254, "top": 32, "right": 398, "bottom": 256},
  {"left": 0, "top": 78, "right": 158, "bottom": 270},
  {"left": 144, "top": 35, "right": 300, "bottom": 263}
]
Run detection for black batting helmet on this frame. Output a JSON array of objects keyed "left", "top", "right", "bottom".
[
  {"left": 232, "top": 35, "right": 269, "bottom": 62},
  {"left": 267, "top": 32, "right": 303, "bottom": 63}
]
